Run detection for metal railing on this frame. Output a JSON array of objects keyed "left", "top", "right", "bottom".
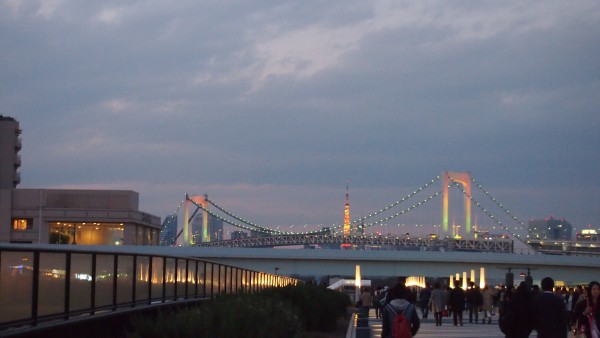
[{"left": 0, "top": 245, "right": 299, "bottom": 333}]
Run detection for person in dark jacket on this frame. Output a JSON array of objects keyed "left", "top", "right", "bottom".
[
  {"left": 381, "top": 283, "right": 420, "bottom": 338},
  {"left": 466, "top": 281, "right": 483, "bottom": 323},
  {"left": 499, "top": 281, "right": 534, "bottom": 338},
  {"left": 532, "top": 277, "right": 568, "bottom": 338},
  {"left": 449, "top": 281, "right": 466, "bottom": 326},
  {"left": 419, "top": 284, "right": 432, "bottom": 319}
]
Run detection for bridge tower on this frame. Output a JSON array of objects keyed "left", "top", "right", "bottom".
[
  {"left": 442, "top": 171, "right": 472, "bottom": 235},
  {"left": 182, "top": 194, "right": 209, "bottom": 246}
]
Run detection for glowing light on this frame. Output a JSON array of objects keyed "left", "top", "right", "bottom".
[
  {"left": 355, "top": 265, "right": 361, "bottom": 302},
  {"left": 480, "top": 267, "right": 486, "bottom": 289}
]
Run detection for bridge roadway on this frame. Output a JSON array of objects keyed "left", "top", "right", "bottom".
[
  {"left": 195, "top": 235, "right": 514, "bottom": 253},
  {"left": 168, "top": 246, "right": 600, "bottom": 285}
]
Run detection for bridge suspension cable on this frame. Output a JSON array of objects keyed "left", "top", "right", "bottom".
[
  {"left": 470, "top": 177, "right": 529, "bottom": 234},
  {"left": 205, "top": 196, "right": 276, "bottom": 232},
  {"left": 350, "top": 175, "right": 441, "bottom": 226},
  {"left": 187, "top": 197, "right": 280, "bottom": 235},
  {"left": 359, "top": 191, "right": 441, "bottom": 229},
  {"left": 188, "top": 196, "right": 329, "bottom": 235}
]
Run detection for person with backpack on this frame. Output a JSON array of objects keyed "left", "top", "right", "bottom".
[{"left": 381, "top": 283, "right": 420, "bottom": 338}]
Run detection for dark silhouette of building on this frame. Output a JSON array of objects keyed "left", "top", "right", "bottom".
[
  {"left": 528, "top": 216, "right": 573, "bottom": 240},
  {"left": 231, "top": 230, "right": 248, "bottom": 240},
  {"left": 160, "top": 214, "right": 178, "bottom": 245}
]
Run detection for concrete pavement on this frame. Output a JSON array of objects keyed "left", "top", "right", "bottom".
[{"left": 349, "top": 308, "right": 506, "bottom": 338}]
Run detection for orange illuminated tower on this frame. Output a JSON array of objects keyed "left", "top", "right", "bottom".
[
  {"left": 442, "top": 171, "right": 472, "bottom": 234},
  {"left": 343, "top": 182, "right": 351, "bottom": 236}
]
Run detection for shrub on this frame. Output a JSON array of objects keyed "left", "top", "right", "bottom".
[
  {"left": 260, "top": 284, "right": 351, "bottom": 332},
  {"left": 126, "top": 284, "right": 351, "bottom": 337},
  {"left": 127, "top": 294, "right": 303, "bottom": 338}
]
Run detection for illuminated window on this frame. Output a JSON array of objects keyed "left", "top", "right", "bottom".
[
  {"left": 12, "top": 218, "right": 33, "bottom": 230},
  {"left": 49, "top": 222, "right": 124, "bottom": 245}
]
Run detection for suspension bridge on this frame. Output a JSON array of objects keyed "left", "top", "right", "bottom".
[{"left": 161, "top": 171, "right": 553, "bottom": 253}]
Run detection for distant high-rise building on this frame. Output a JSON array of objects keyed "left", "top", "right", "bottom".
[
  {"left": 208, "top": 215, "right": 224, "bottom": 241},
  {"left": 231, "top": 230, "right": 248, "bottom": 240},
  {"left": 0, "top": 115, "right": 22, "bottom": 189},
  {"left": 528, "top": 216, "right": 573, "bottom": 240},
  {"left": 159, "top": 214, "right": 178, "bottom": 246},
  {"left": 190, "top": 213, "right": 223, "bottom": 243}
]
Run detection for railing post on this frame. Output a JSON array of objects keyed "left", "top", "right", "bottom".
[
  {"left": 185, "top": 259, "right": 189, "bottom": 299},
  {"left": 31, "top": 250, "right": 40, "bottom": 326},
  {"left": 147, "top": 256, "right": 153, "bottom": 304},
  {"left": 161, "top": 256, "right": 166, "bottom": 303},
  {"left": 131, "top": 255, "right": 137, "bottom": 307},
  {"left": 112, "top": 255, "right": 118, "bottom": 310},
  {"left": 202, "top": 262, "right": 207, "bottom": 297},
  {"left": 64, "top": 252, "right": 71, "bottom": 319},
  {"left": 91, "top": 254, "right": 97, "bottom": 314},
  {"left": 173, "top": 259, "right": 178, "bottom": 301}
]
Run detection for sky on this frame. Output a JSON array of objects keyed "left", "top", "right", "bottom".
[{"left": 1, "top": 1, "right": 599, "bottom": 237}]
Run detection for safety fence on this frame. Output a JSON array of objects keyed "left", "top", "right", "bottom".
[{"left": 0, "top": 244, "right": 299, "bottom": 334}]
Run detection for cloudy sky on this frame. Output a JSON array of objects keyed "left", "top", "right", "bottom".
[{"left": 2, "top": 1, "right": 599, "bottom": 236}]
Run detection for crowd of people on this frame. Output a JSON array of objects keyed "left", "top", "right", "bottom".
[{"left": 356, "top": 277, "right": 600, "bottom": 338}]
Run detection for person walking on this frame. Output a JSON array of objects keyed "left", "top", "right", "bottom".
[
  {"left": 420, "top": 284, "right": 432, "bottom": 319},
  {"left": 373, "top": 287, "right": 383, "bottom": 319},
  {"left": 572, "top": 281, "right": 600, "bottom": 338},
  {"left": 532, "top": 277, "right": 568, "bottom": 338},
  {"left": 360, "top": 287, "right": 373, "bottom": 315},
  {"left": 429, "top": 282, "right": 446, "bottom": 326},
  {"left": 449, "top": 281, "right": 466, "bottom": 326},
  {"left": 466, "top": 281, "right": 482, "bottom": 324},
  {"left": 481, "top": 285, "right": 494, "bottom": 324},
  {"left": 381, "top": 283, "right": 420, "bottom": 338}
]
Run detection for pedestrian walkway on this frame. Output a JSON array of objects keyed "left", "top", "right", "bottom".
[{"left": 364, "top": 309, "right": 505, "bottom": 338}]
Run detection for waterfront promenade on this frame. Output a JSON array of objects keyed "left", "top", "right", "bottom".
[{"left": 350, "top": 309, "right": 505, "bottom": 338}]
